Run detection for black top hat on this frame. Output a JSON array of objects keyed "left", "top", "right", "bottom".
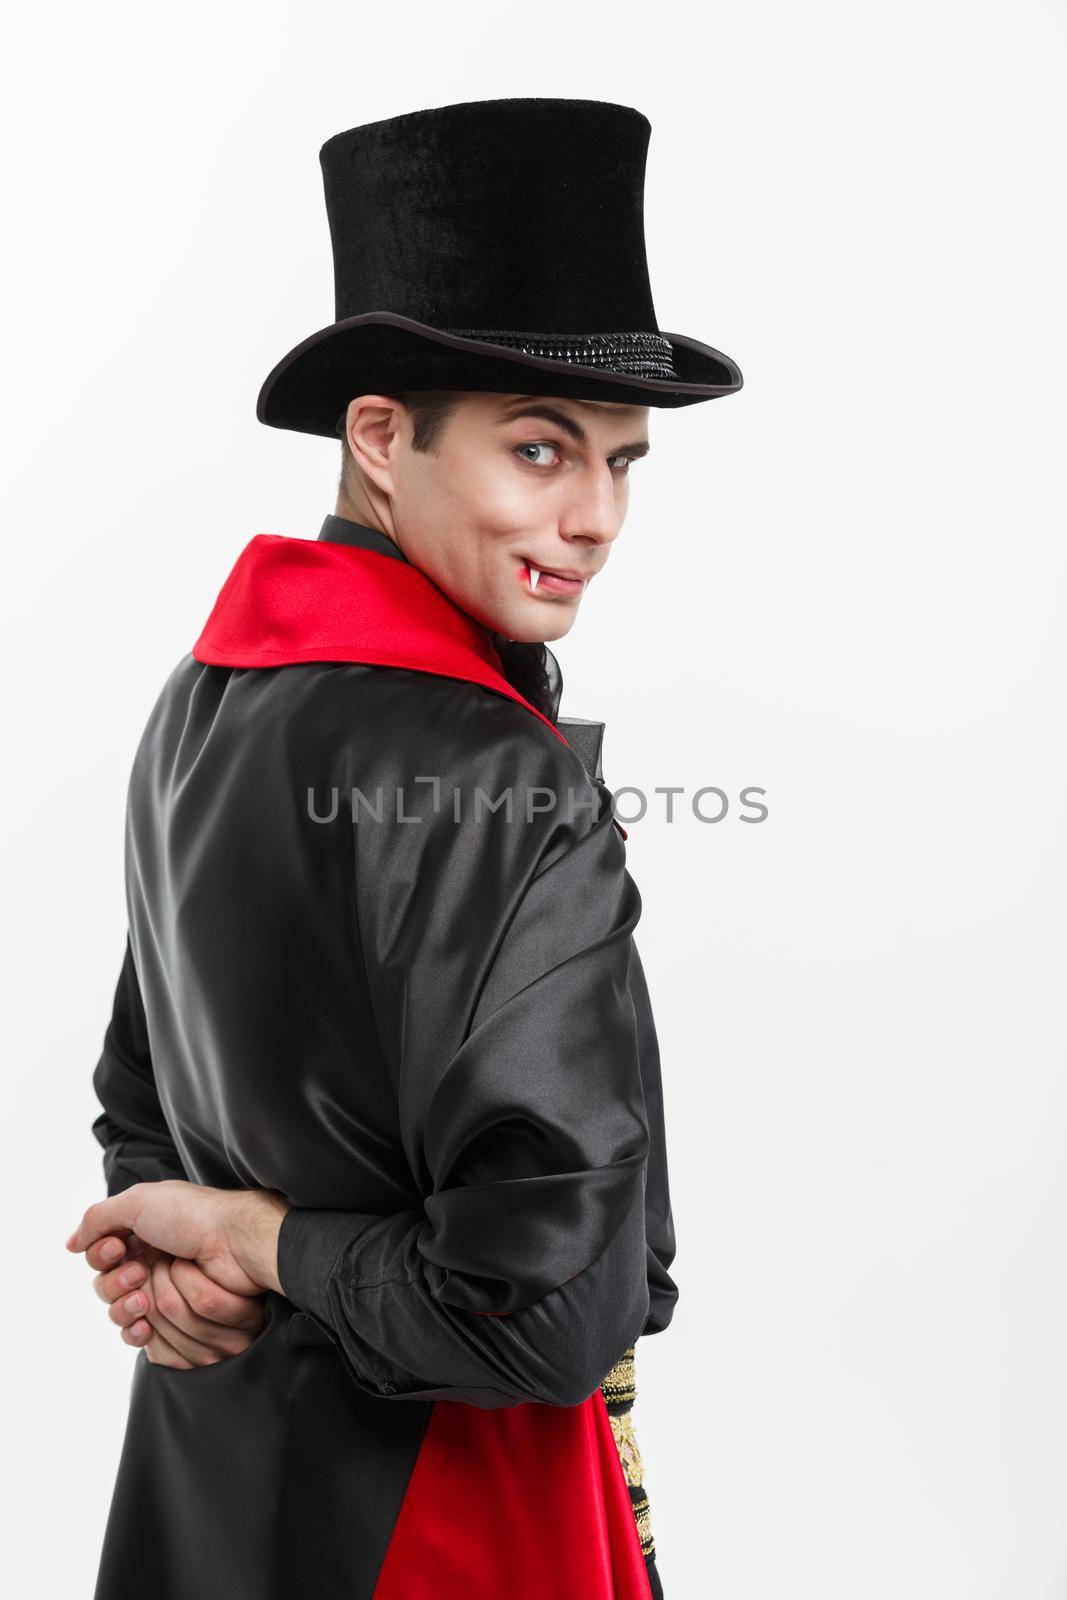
[{"left": 256, "top": 97, "right": 743, "bottom": 438}]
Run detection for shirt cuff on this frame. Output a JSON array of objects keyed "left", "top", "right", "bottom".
[{"left": 275, "top": 1205, "right": 364, "bottom": 1325}]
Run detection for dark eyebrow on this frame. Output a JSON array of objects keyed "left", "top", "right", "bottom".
[{"left": 496, "top": 400, "right": 650, "bottom": 458}]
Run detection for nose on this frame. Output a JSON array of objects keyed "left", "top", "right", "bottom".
[{"left": 558, "top": 466, "right": 624, "bottom": 554}]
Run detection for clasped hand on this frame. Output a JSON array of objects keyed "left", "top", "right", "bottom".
[{"left": 65, "top": 1180, "right": 291, "bottom": 1370}]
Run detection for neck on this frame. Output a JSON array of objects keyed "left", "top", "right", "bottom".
[{"left": 334, "top": 490, "right": 398, "bottom": 546}]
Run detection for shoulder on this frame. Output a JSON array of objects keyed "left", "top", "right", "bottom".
[
  {"left": 329, "top": 664, "right": 594, "bottom": 802},
  {"left": 340, "top": 669, "right": 613, "bottom": 876}
]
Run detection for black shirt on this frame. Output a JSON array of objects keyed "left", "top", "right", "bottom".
[{"left": 318, "top": 513, "right": 408, "bottom": 563}]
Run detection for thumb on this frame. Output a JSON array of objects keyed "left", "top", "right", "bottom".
[{"left": 66, "top": 1188, "right": 143, "bottom": 1253}]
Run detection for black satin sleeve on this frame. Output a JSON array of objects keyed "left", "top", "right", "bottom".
[
  {"left": 91, "top": 933, "right": 189, "bottom": 1196},
  {"left": 276, "top": 716, "right": 653, "bottom": 1407},
  {"left": 628, "top": 938, "right": 679, "bottom": 1336}
]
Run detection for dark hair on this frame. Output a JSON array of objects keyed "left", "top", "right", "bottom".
[{"left": 339, "top": 391, "right": 560, "bottom": 724}]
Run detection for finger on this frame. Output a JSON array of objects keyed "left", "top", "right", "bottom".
[
  {"left": 142, "top": 1303, "right": 225, "bottom": 1365},
  {"left": 87, "top": 1230, "right": 163, "bottom": 1271},
  {"left": 140, "top": 1324, "right": 195, "bottom": 1370},
  {"left": 168, "top": 1256, "right": 266, "bottom": 1333},
  {"left": 92, "top": 1256, "right": 150, "bottom": 1304},
  {"left": 113, "top": 1294, "right": 200, "bottom": 1368},
  {"left": 119, "top": 1234, "right": 171, "bottom": 1270},
  {"left": 85, "top": 1233, "right": 133, "bottom": 1271},
  {"left": 90, "top": 1233, "right": 173, "bottom": 1302},
  {"left": 108, "top": 1283, "right": 154, "bottom": 1331},
  {"left": 137, "top": 1291, "right": 248, "bottom": 1368},
  {"left": 148, "top": 1261, "right": 262, "bottom": 1363}
]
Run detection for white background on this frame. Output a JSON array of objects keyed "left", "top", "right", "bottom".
[{"left": 3, "top": 3, "right": 1065, "bottom": 1595}]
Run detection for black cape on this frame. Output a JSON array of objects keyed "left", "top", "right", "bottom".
[{"left": 89, "top": 516, "right": 679, "bottom": 1600}]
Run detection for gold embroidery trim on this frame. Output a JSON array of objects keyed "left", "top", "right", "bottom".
[
  {"left": 608, "top": 1406, "right": 646, "bottom": 1487},
  {"left": 599, "top": 1344, "right": 656, "bottom": 1559}
]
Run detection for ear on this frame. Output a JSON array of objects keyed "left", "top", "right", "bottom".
[{"left": 343, "top": 395, "right": 407, "bottom": 499}]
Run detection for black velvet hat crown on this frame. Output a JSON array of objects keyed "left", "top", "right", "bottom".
[{"left": 256, "top": 97, "right": 743, "bottom": 438}]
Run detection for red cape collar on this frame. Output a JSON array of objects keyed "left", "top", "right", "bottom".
[{"left": 191, "top": 533, "right": 566, "bottom": 744}]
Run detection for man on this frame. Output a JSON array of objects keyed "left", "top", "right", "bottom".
[{"left": 67, "top": 98, "right": 742, "bottom": 1600}]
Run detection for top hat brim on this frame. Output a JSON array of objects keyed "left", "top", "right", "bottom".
[{"left": 256, "top": 311, "right": 743, "bottom": 438}]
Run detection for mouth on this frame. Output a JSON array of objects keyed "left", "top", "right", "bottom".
[{"left": 519, "top": 559, "right": 593, "bottom": 598}]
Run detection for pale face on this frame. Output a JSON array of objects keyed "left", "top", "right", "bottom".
[{"left": 339, "top": 391, "right": 651, "bottom": 643}]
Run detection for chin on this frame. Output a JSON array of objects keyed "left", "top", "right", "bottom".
[
  {"left": 474, "top": 591, "right": 580, "bottom": 646},
  {"left": 507, "top": 613, "right": 577, "bottom": 646}
]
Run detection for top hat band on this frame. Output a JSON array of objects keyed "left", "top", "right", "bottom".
[{"left": 443, "top": 328, "right": 679, "bottom": 381}]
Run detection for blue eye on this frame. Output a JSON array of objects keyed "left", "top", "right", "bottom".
[{"left": 515, "top": 442, "right": 560, "bottom": 467}]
